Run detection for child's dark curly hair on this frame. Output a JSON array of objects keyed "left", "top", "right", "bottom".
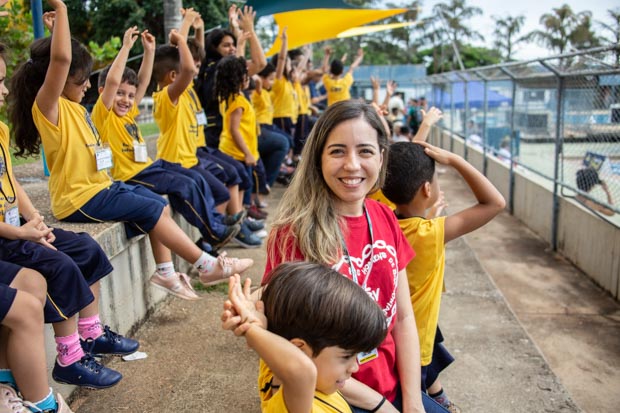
[{"left": 214, "top": 56, "right": 247, "bottom": 109}]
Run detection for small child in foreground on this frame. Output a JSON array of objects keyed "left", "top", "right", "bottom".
[
  {"left": 383, "top": 141, "right": 505, "bottom": 412},
  {"left": 221, "top": 262, "right": 388, "bottom": 413}
]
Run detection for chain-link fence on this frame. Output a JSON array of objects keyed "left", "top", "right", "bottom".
[{"left": 411, "top": 45, "right": 620, "bottom": 248}]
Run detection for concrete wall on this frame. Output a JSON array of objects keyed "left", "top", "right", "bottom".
[{"left": 437, "top": 128, "right": 620, "bottom": 300}]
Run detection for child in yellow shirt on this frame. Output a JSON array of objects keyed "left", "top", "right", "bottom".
[
  {"left": 321, "top": 47, "right": 364, "bottom": 107},
  {"left": 222, "top": 262, "right": 387, "bottom": 413},
  {"left": 383, "top": 141, "right": 505, "bottom": 412}
]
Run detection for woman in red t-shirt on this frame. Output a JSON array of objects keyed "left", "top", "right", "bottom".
[{"left": 264, "top": 101, "right": 443, "bottom": 413}]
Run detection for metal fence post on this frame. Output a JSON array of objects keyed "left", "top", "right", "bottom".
[
  {"left": 450, "top": 81, "right": 454, "bottom": 153},
  {"left": 539, "top": 60, "right": 565, "bottom": 252}
]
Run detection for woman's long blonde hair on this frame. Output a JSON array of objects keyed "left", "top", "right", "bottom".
[{"left": 268, "top": 100, "right": 390, "bottom": 265}]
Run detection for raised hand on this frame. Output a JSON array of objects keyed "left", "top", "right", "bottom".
[
  {"left": 122, "top": 26, "right": 140, "bottom": 49},
  {"left": 141, "top": 30, "right": 156, "bottom": 52}
]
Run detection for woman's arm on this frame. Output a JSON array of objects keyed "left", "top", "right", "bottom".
[
  {"left": 393, "top": 268, "right": 425, "bottom": 413},
  {"left": 341, "top": 378, "right": 399, "bottom": 412}
]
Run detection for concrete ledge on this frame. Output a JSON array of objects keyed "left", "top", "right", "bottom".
[{"left": 15, "top": 164, "right": 201, "bottom": 397}]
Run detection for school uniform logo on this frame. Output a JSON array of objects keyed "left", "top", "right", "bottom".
[{"left": 125, "top": 123, "right": 141, "bottom": 142}]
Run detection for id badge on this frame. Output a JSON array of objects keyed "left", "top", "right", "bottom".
[
  {"left": 133, "top": 142, "right": 148, "bottom": 163},
  {"left": 95, "top": 145, "right": 113, "bottom": 171},
  {"left": 4, "top": 206, "right": 20, "bottom": 227},
  {"left": 357, "top": 348, "right": 378, "bottom": 365},
  {"left": 196, "top": 110, "right": 207, "bottom": 126}
]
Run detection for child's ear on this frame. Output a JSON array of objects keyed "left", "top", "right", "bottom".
[
  {"left": 290, "top": 338, "right": 313, "bottom": 357},
  {"left": 97, "top": 86, "right": 104, "bottom": 95},
  {"left": 422, "top": 181, "right": 432, "bottom": 199}
]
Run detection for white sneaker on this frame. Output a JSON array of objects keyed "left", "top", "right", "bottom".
[
  {"left": 150, "top": 272, "right": 201, "bottom": 301},
  {"left": 199, "top": 252, "right": 254, "bottom": 286}
]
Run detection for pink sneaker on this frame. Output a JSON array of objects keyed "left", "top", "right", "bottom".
[
  {"left": 150, "top": 272, "right": 201, "bottom": 301},
  {"left": 199, "top": 252, "right": 254, "bottom": 286}
]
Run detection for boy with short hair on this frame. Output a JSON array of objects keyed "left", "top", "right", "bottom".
[
  {"left": 321, "top": 47, "right": 363, "bottom": 107},
  {"left": 222, "top": 262, "right": 388, "bottom": 413},
  {"left": 383, "top": 141, "right": 506, "bottom": 412},
  {"left": 93, "top": 26, "right": 240, "bottom": 250}
]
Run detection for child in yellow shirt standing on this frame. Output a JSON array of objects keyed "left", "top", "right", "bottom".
[
  {"left": 383, "top": 141, "right": 506, "bottom": 412},
  {"left": 321, "top": 47, "right": 364, "bottom": 107}
]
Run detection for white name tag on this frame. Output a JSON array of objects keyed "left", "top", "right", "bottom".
[
  {"left": 95, "top": 146, "right": 113, "bottom": 171},
  {"left": 196, "top": 110, "right": 207, "bottom": 126},
  {"left": 133, "top": 142, "right": 148, "bottom": 163},
  {"left": 357, "top": 348, "right": 378, "bottom": 365},
  {"left": 4, "top": 206, "right": 20, "bottom": 227}
]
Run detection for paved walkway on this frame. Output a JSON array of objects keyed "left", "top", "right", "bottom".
[{"left": 16, "top": 159, "right": 618, "bottom": 412}]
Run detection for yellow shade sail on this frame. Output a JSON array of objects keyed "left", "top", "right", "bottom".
[
  {"left": 337, "top": 21, "right": 420, "bottom": 39},
  {"left": 265, "top": 8, "right": 408, "bottom": 56}
]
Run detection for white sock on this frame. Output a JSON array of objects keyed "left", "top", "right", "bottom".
[
  {"left": 156, "top": 262, "right": 176, "bottom": 278},
  {"left": 193, "top": 252, "right": 216, "bottom": 273}
]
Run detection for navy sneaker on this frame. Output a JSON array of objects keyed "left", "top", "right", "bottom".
[
  {"left": 223, "top": 210, "right": 247, "bottom": 226},
  {"left": 233, "top": 222, "right": 262, "bottom": 248},
  {"left": 80, "top": 325, "right": 139, "bottom": 356},
  {"left": 208, "top": 224, "right": 241, "bottom": 249},
  {"left": 244, "top": 218, "right": 265, "bottom": 232},
  {"left": 52, "top": 354, "right": 122, "bottom": 389}
]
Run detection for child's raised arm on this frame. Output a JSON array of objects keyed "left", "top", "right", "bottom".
[
  {"left": 321, "top": 46, "right": 331, "bottom": 74},
  {"left": 178, "top": 8, "right": 200, "bottom": 41},
  {"left": 412, "top": 106, "right": 443, "bottom": 143},
  {"left": 347, "top": 48, "right": 364, "bottom": 74},
  {"left": 100, "top": 26, "right": 139, "bottom": 109},
  {"left": 275, "top": 27, "right": 288, "bottom": 80},
  {"left": 35, "top": 0, "right": 70, "bottom": 125},
  {"left": 238, "top": 6, "right": 267, "bottom": 76},
  {"left": 223, "top": 275, "right": 316, "bottom": 413},
  {"left": 418, "top": 141, "right": 506, "bottom": 243},
  {"left": 166, "top": 29, "right": 195, "bottom": 104},
  {"left": 135, "top": 30, "right": 155, "bottom": 106}
]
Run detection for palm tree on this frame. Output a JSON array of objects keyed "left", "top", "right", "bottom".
[
  {"left": 525, "top": 4, "right": 593, "bottom": 55},
  {"left": 432, "top": 0, "right": 484, "bottom": 70},
  {"left": 492, "top": 15, "right": 526, "bottom": 61},
  {"left": 597, "top": 8, "right": 620, "bottom": 65}
]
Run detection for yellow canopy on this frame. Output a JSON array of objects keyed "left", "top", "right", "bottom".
[
  {"left": 337, "top": 21, "right": 420, "bottom": 39},
  {"left": 266, "top": 8, "right": 408, "bottom": 56}
]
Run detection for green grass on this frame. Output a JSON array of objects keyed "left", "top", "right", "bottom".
[
  {"left": 10, "top": 151, "right": 39, "bottom": 166},
  {"left": 139, "top": 122, "right": 159, "bottom": 137}
]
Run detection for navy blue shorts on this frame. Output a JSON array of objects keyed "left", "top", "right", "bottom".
[
  {"left": 63, "top": 181, "right": 167, "bottom": 239},
  {"left": 421, "top": 326, "right": 455, "bottom": 391},
  {"left": 206, "top": 148, "right": 251, "bottom": 192},
  {"left": 0, "top": 261, "right": 20, "bottom": 322},
  {"left": 196, "top": 146, "right": 242, "bottom": 187},
  {"left": 189, "top": 163, "right": 231, "bottom": 206},
  {"left": 0, "top": 228, "right": 105, "bottom": 323},
  {"left": 273, "top": 117, "right": 294, "bottom": 137}
]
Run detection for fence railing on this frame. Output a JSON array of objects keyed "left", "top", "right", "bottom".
[{"left": 411, "top": 45, "right": 620, "bottom": 250}]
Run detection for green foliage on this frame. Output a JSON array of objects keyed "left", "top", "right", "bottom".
[{"left": 88, "top": 36, "right": 122, "bottom": 70}]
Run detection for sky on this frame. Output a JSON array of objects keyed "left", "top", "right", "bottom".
[{"left": 391, "top": 0, "right": 618, "bottom": 60}]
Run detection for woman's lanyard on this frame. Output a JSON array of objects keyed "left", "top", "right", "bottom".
[
  {"left": 340, "top": 202, "right": 374, "bottom": 290},
  {"left": 0, "top": 142, "right": 16, "bottom": 204}
]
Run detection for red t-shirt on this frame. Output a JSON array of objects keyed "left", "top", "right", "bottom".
[{"left": 264, "top": 199, "right": 415, "bottom": 402}]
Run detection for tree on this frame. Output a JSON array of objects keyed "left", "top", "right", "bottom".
[
  {"left": 525, "top": 4, "right": 594, "bottom": 55},
  {"left": 492, "top": 15, "right": 526, "bottom": 61},
  {"left": 597, "top": 8, "right": 620, "bottom": 65},
  {"left": 432, "top": 0, "right": 484, "bottom": 71}
]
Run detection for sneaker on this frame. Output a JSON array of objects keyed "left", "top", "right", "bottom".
[
  {"left": 445, "top": 402, "right": 462, "bottom": 413},
  {"left": 276, "top": 174, "right": 292, "bottom": 186},
  {"left": 208, "top": 224, "right": 241, "bottom": 249},
  {"left": 233, "top": 223, "right": 263, "bottom": 248},
  {"left": 246, "top": 204, "right": 268, "bottom": 220},
  {"left": 80, "top": 325, "right": 139, "bottom": 356},
  {"left": 244, "top": 217, "right": 265, "bottom": 231},
  {"left": 52, "top": 355, "right": 122, "bottom": 389},
  {"left": 253, "top": 229, "right": 268, "bottom": 239},
  {"left": 150, "top": 272, "right": 201, "bottom": 301},
  {"left": 0, "top": 384, "right": 30, "bottom": 412},
  {"left": 199, "top": 251, "right": 254, "bottom": 286},
  {"left": 223, "top": 210, "right": 247, "bottom": 226}
]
